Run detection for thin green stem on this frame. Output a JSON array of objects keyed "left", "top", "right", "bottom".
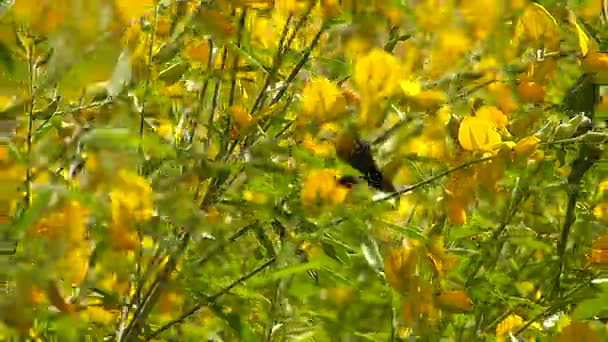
[
  {"left": 24, "top": 42, "right": 35, "bottom": 209},
  {"left": 375, "top": 155, "right": 496, "bottom": 202},
  {"left": 228, "top": 9, "right": 248, "bottom": 108},
  {"left": 144, "top": 257, "right": 276, "bottom": 341}
]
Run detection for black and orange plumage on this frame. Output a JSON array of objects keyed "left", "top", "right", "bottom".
[{"left": 334, "top": 130, "right": 396, "bottom": 193}]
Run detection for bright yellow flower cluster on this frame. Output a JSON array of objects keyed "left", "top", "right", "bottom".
[
  {"left": 29, "top": 201, "right": 91, "bottom": 286},
  {"left": 300, "top": 77, "right": 347, "bottom": 124},
  {"left": 109, "top": 169, "right": 154, "bottom": 250},
  {"left": 593, "top": 180, "right": 608, "bottom": 222},
  {"left": 301, "top": 169, "right": 348, "bottom": 209}
]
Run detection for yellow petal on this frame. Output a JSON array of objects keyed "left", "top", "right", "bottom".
[
  {"left": 514, "top": 136, "right": 541, "bottom": 157},
  {"left": 476, "top": 106, "right": 508, "bottom": 129},
  {"left": 434, "top": 289, "right": 473, "bottom": 313},
  {"left": 514, "top": 2, "right": 559, "bottom": 50},
  {"left": 458, "top": 116, "right": 501, "bottom": 151},
  {"left": 384, "top": 244, "right": 418, "bottom": 293},
  {"left": 115, "top": 0, "right": 156, "bottom": 25}
]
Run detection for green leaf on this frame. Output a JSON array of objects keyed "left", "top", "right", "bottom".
[
  {"left": 509, "top": 237, "right": 553, "bottom": 253},
  {"left": 156, "top": 61, "right": 189, "bottom": 85},
  {"left": 361, "top": 238, "right": 383, "bottom": 274},
  {"left": 0, "top": 41, "right": 14, "bottom": 75},
  {"left": 11, "top": 189, "right": 53, "bottom": 239},
  {"left": 573, "top": 285, "right": 608, "bottom": 320},
  {"left": 107, "top": 49, "right": 132, "bottom": 97},
  {"left": 0, "top": 0, "right": 14, "bottom": 18},
  {"left": 81, "top": 128, "right": 139, "bottom": 150},
  {"left": 142, "top": 134, "right": 177, "bottom": 159},
  {"left": 261, "top": 259, "right": 327, "bottom": 284}
]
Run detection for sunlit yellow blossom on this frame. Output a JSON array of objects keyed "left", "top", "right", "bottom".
[
  {"left": 300, "top": 77, "right": 346, "bottom": 123},
  {"left": 85, "top": 306, "right": 118, "bottom": 325},
  {"left": 513, "top": 2, "right": 560, "bottom": 51},
  {"left": 599, "top": 180, "right": 608, "bottom": 195},
  {"left": 154, "top": 119, "right": 174, "bottom": 139},
  {"left": 353, "top": 49, "right": 404, "bottom": 101},
  {"left": 115, "top": 0, "right": 156, "bottom": 26},
  {"left": 322, "top": 287, "right": 353, "bottom": 306},
  {"left": 517, "top": 80, "right": 546, "bottom": 104},
  {"left": 415, "top": 0, "right": 454, "bottom": 31},
  {"left": 403, "top": 135, "right": 445, "bottom": 160},
  {"left": 476, "top": 106, "right": 508, "bottom": 131},
  {"left": 301, "top": 134, "right": 334, "bottom": 157},
  {"left": 159, "top": 291, "right": 185, "bottom": 321},
  {"left": 242, "top": 190, "right": 268, "bottom": 204},
  {"left": 459, "top": 0, "right": 499, "bottom": 40},
  {"left": 434, "top": 289, "right": 473, "bottom": 313},
  {"left": 458, "top": 116, "right": 502, "bottom": 152},
  {"left": 301, "top": 169, "right": 349, "bottom": 208},
  {"left": 55, "top": 246, "right": 90, "bottom": 285},
  {"left": 30, "top": 201, "right": 89, "bottom": 248},
  {"left": 229, "top": 105, "right": 254, "bottom": 131},
  {"left": 496, "top": 314, "right": 524, "bottom": 340},
  {"left": 384, "top": 241, "right": 418, "bottom": 293},
  {"left": 429, "top": 29, "right": 471, "bottom": 77},
  {"left": 488, "top": 82, "right": 518, "bottom": 115},
  {"left": 184, "top": 39, "right": 211, "bottom": 66},
  {"left": 248, "top": 15, "right": 278, "bottom": 51},
  {"left": 514, "top": 136, "right": 541, "bottom": 157},
  {"left": 594, "top": 202, "right": 608, "bottom": 222},
  {"left": 111, "top": 170, "right": 154, "bottom": 224},
  {"left": 400, "top": 79, "right": 421, "bottom": 97}
]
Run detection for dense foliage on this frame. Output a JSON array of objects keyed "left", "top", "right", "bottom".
[{"left": 0, "top": 0, "right": 607, "bottom": 341}]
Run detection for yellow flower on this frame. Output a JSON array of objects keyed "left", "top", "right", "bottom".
[
  {"left": 184, "top": 39, "right": 211, "bottom": 65},
  {"left": 86, "top": 306, "right": 118, "bottom": 325},
  {"left": 242, "top": 190, "right": 268, "bottom": 204},
  {"left": 29, "top": 201, "right": 89, "bottom": 249},
  {"left": 599, "top": 180, "right": 608, "bottom": 195},
  {"left": 514, "top": 136, "right": 541, "bottom": 157},
  {"left": 446, "top": 196, "right": 467, "bottom": 225},
  {"left": 384, "top": 241, "right": 418, "bottom": 293},
  {"left": 517, "top": 80, "right": 546, "bottom": 104},
  {"left": 458, "top": 116, "right": 502, "bottom": 152},
  {"left": 229, "top": 105, "right": 254, "bottom": 132},
  {"left": 115, "top": 0, "right": 156, "bottom": 26},
  {"left": 459, "top": 0, "right": 499, "bottom": 40},
  {"left": 111, "top": 170, "right": 154, "bottom": 224},
  {"left": 496, "top": 314, "right": 524, "bottom": 339},
  {"left": 488, "top": 82, "right": 519, "bottom": 115},
  {"left": 300, "top": 77, "right": 346, "bottom": 123},
  {"left": 353, "top": 49, "right": 404, "bottom": 101},
  {"left": 300, "top": 134, "right": 333, "bottom": 157},
  {"left": 476, "top": 106, "right": 508, "bottom": 131},
  {"left": 597, "top": 180, "right": 608, "bottom": 202},
  {"left": 154, "top": 119, "right": 174, "bottom": 139},
  {"left": 434, "top": 289, "right": 473, "bottom": 313},
  {"left": 429, "top": 29, "right": 471, "bottom": 77},
  {"left": 55, "top": 246, "right": 90, "bottom": 286},
  {"left": 415, "top": 0, "right": 454, "bottom": 32},
  {"left": 594, "top": 202, "right": 608, "bottom": 222},
  {"left": 301, "top": 169, "right": 349, "bottom": 208}
]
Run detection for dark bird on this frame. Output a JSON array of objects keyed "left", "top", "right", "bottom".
[
  {"left": 335, "top": 175, "right": 364, "bottom": 189},
  {"left": 334, "top": 130, "right": 396, "bottom": 193}
]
